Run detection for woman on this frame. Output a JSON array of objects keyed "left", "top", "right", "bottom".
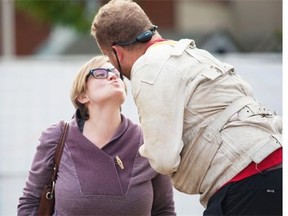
[{"left": 18, "top": 56, "right": 176, "bottom": 215}]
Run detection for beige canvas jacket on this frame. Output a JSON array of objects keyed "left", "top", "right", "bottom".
[{"left": 131, "top": 39, "right": 282, "bottom": 207}]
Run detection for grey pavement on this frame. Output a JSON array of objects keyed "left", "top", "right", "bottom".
[{"left": 0, "top": 53, "right": 282, "bottom": 215}]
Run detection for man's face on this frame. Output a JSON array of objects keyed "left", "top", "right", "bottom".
[
  {"left": 102, "top": 49, "right": 117, "bottom": 69},
  {"left": 102, "top": 47, "right": 132, "bottom": 80}
]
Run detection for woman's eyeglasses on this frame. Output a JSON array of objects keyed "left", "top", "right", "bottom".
[{"left": 86, "top": 68, "right": 121, "bottom": 81}]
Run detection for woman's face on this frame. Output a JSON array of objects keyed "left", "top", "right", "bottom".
[{"left": 82, "top": 62, "right": 126, "bottom": 108}]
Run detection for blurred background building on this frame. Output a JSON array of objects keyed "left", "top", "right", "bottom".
[{"left": 0, "top": 0, "right": 282, "bottom": 57}]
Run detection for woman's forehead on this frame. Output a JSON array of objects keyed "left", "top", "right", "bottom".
[{"left": 100, "top": 62, "right": 113, "bottom": 68}]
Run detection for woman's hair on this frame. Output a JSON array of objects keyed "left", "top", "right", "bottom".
[
  {"left": 91, "top": 0, "right": 153, "bottom": 52},
  {"left": 70, "top": 55, "right": 109, "bottom": 120}
]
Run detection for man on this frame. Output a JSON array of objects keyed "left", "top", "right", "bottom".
[{"left": 91, "top": 0, "right": 282, "bottom": 215}]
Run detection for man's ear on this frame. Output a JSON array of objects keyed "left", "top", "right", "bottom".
[
  {"left": 77, "top": 93, "right": 89, "bottom": 104},
  {"left": 112, "top": 45, "right": 124, "bottom": 61}
]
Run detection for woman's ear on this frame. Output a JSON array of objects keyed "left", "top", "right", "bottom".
[{"left": 77, "top": 93, "right": 89, "bottom": 104}]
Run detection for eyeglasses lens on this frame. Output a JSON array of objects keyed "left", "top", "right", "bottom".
[
  {"left": 93, "top": 69, "right": 107, "bottom": 79},
  {"left": 90, "top": 68, "right": 120, "bottom": 79}
]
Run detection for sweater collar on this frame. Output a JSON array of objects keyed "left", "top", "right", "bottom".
[{"left": 74, "top": 109, "right": 129, "bottom": 140}]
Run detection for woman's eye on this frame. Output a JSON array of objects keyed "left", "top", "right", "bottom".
[{"left": 96, "top": 72, "right": 106, "bottom": 78}]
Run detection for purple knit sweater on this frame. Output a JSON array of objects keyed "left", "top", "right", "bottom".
[{"left": 18, "top": 114, "right": 175, "bottom": 215}]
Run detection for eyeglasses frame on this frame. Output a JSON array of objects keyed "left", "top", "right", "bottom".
[{"left": 85, "top": 68, "right": 121, "bottom": 81}]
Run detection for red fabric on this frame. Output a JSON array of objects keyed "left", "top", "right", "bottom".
[
  {"left": 147, "top": 39, "right": 167, "bottom": 48},
  {"left": 227, "top": 148, "right": 282, "bottom": 184}
]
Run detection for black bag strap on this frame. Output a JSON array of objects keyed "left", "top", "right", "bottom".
[
  {"left": 38, "top": 122, "right": 69, "bottom": 215},
  {"left": 51, "top": 122, "right": 69, "bottom": 182},
  {"left": 45, "top": 122, "right": 69, "bottom": 200}
]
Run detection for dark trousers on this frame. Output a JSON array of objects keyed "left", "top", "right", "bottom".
[{"left": 204, "top": 168, "right": 282, "bottom": 216}]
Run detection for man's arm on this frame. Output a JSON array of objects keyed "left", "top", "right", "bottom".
[{"left": 132, "top": 63, "right": 186, "bottom": 175}]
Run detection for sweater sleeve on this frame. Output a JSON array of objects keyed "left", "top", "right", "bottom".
[
  {"left": 151, "top": 174, "right": 176, "bottom": 216},
  {"left": 17, "top": 121, "right": 64, "bottom": 216}
]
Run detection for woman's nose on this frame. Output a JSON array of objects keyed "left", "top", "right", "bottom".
[{"left": 108, "top": 72, "right": 118, "bottom": 80}]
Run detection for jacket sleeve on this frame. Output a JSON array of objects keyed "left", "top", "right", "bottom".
[
  {"left": 132, "top": 62, "right": 187, "bottom": 175},
  {"left": 17, "top": 121, "right": 64, "bottom": 216},
  {"left": 151, "top": 174, "right": 176, "bottom": 216}
]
